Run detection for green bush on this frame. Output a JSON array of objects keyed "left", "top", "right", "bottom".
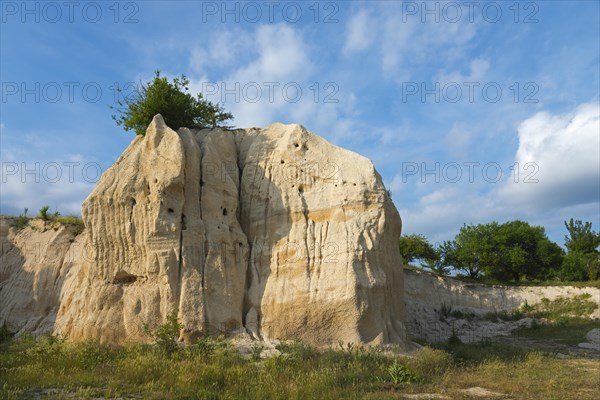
[
  {"left": 12, "top": 211, "right": 30, "bottom": 230},
  {"left": 111, "top": 71, "right": 234, "bottom": 135},
  {"left": 275, "top": 339, "right": 314, "bottom": 360},
  {"left": 405, "top": 347, "right": 453, "bottom": 379},
  {"left": 0, "top": 323, "right": 14, "bottom": 345},
  {"left": 144, "top": 311, "right": 183, "bottom": 355},
  {"left": 386, "top": 360, "right": 422, "bottom": 384},
  {"left": 560, "top": 251, "right": 599, "bottom": 281},
  {"left": 250, "top": 343, "right": 264, "bottom": 361},
  {"left": 38, "top": 205, "right": 50, "bottom": 221}
]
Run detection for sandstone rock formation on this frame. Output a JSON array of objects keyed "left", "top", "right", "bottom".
[{"left": 1, "top": 115, "right": 408, "bottom": 347}]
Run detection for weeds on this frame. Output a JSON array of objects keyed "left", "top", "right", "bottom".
[
  {"left": 250, "top": 343, "right": 264, "bottom": 361},
  {"left": 275, "top": 339, "right": 314, "bottom": 360},
  {"left": 440, "top": 303, "right": 452, "bottom": 318},
  {"left": 54, "top": 215, "right": 85, "bottom": 235},
  {"left": 12, "top": 208, "right": 30, "bottom": 230},
  {"left": 386, "top": 360, "right": 421, "bottom": 384},
  {"left": 38, "top": 205, "right": 51, "bottom": 221},
  {"left": 0, "top": 335, "right": 598, "bottom": 399},
  {"left": 530, "top": 294, "right": 598, "bottom": 321},
  {"left": 143, "top": 311, "right": 183, "bottom": 356},
  {"left": 0, "top": 323, "right": 14, "bottom": 346},
  {"left": 6, "top": 208, "right": 85, "bottom": 235}
]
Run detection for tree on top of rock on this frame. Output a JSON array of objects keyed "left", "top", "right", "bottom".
[{"left": 111, "top": 71, "right": 234, "bottom": 135}]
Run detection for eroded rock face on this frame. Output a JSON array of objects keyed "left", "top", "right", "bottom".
[
  {"left": 0, "top": 219, "right": 82, "bottom": 337},
  {"left": 236, "top": 123, "right": 406, "bottom": 344},
  {"left": 2, "top": 115, "right": 408, "bottom": 347}
]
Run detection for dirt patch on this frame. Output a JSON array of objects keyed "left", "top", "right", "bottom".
[{"left": 459, "top": 386, "right": 505, "bottom": 398}]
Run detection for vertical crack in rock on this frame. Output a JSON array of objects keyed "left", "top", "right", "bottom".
[
  {"left": 300, "top": 193, "right": 311, "bottom": 278},
  {"left": 177, "top": 213, "right": 184, "bottom": 287}
]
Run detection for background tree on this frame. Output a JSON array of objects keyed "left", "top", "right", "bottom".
[
  {"left": 563, "top": 219, "right": 600, "bottom": 253},
  {"left": 439, "top": 221, "right": 563, "bottom": 282},
  {"left": 111, "top": 71, "right": 233, "bottom": 135},
  {"left": 560, "top": 219, "right": 599, "bottom": 281},
  {"left": 398, "top": 234, "right": 441, "bottom": 272},
  {"left": 438, "top": 224, "right": 497, "bottom": 279}
]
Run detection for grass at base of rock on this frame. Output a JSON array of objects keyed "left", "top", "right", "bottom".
[{"left": 1, "top": 334, "right": 598, "bottom": 400}]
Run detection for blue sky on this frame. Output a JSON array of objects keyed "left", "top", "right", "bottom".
[{"left": 1, "top": 0, "right": 598, "bottom": 247}]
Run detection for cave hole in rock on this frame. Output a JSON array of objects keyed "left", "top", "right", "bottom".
[
  {"left": 222, "top": 208, "right": 228, "bottom": 216},
  {"left": 298, "top": 185, "right": 304, "bottom": 194},
  {"left": 113, "top": 270, "right": 138, "bottom": 285},
  {"left": 168, "top": 208, "right": 174, "bottom": 213}
]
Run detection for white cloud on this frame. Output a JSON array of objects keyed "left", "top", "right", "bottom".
[
  {"left": 343, "top": 9, "right": 374, "bottom": 54},
  {"left": 0, "top": 163, "right": 94, "bottom": 216},
  {"left": 199, "top": 24, "right": 315, "bottom": 128},
  {"left": 498, "top": 102, "right": 600, "bottom": 209},
  {"left": 379, "top": 5, "right": 477, "bottom": 77},
  {"left": 444, "top": 122, "right": 474, "bottom": 157},
  {"left": 189, "top": 28, "right": 252, "bottom": 73},
  {"left": 1, "top": 133, "right": 97, "bottom": 216},
  {"left": 391, "top": 103, "right": 600, "bottom": 244}
]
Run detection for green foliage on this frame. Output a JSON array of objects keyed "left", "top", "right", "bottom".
[
  {"left": 560, "top": 251, "right": 600, "bottom": 281},
  {"left": 559, "top": 219, "right": 599, "bottom": 282},
  {"left": 564, "top": 218, "right": 600, "bottom": 254},
  {"left": 12, "top": 208, "right": 30, "bottom": 230},
  {"left": 440, "top": 221, "right": 564, "bottom": 282},
  {"left": 404, "top": 347, "right": 453, "bottom": 378},
  {"left": 447, "top": 328, "right": 462, "bottom": 345},
  {"left": 54, "top": 215, "right": 85, "bottom": 236},
  {"left": 435, "top": 340, "right": 528, "bottom": 365},
  {"left": 438, "top": 224, "right": 495, "bottom": 279},
  {"left": 526, "top": 294, "right": 598, "bottom": 321},
  {"left": 399, "top": 234, "right": 438, "bottom": 264},
  {"left": 386, "top": 360, "right": 422, "bottom": 384},
  {"left": 1, "top": 334, "right": 597, "bottom": 399},
  {"left": 399, "top": 234, "right": 446, "bottom": 273},
  {"left": 250, "top": 343, "right": 264, "bottom": 361},
  {"left": 111, "top": 71, "right": 234, "bottom": 135},
  {"left": 514, "top": 318, "right": 599, "bottom": 344},
  {"left": 143, "top": 311, "right": 183, "bottom": 355},
  {"left": 38, "top": 205, "right": 50, "bottom": 221},
  {"left": 0, "top": 323, "right": 14, "bottom": 345},
  {"left": 512, "top": 295, "right": 598, "bottom": 344},
  {"left": 275, "top": 339, "right": 314, "bottom": 360},
  {"left": 8, "top": 208, "right": 84, "bottom": 235}
]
